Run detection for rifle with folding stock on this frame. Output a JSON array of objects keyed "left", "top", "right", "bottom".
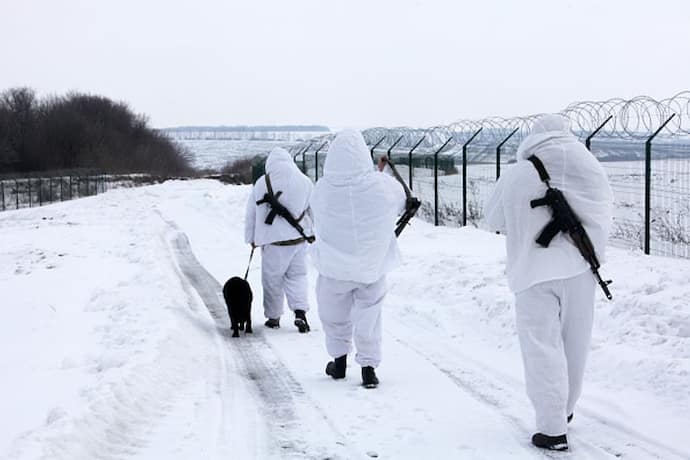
[
  {"left": 381, "top": 156, "right": 421, "bottom": 237},
  {"left": 527, "top": 155, "right": 613, "bottom": 300}
]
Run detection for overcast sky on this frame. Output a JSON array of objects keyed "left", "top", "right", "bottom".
[{"left": 2, "top": 0, "right": 689, "bottom": 129}]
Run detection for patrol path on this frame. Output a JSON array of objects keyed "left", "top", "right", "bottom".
[
  {"left": 169, "top": 225, "right": 355, "bottom": 459},
  {"left": 157, "top": 179, "right": 689, "bottom": 459},
  {"left": 167, "top": 217, "right": 541, "bottom": 458},
  {"left": 152, "top": 182, "right": 549, "bottom": 458}
]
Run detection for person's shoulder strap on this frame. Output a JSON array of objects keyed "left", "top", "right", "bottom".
[
  {"left": 526, "top": 155, "right": 551, "bottom": 184},
  {"left": 264, "top": 174, "right": 273, "bottom": 196}
]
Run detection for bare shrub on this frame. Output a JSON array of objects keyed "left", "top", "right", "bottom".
[{"left": 220, "top": 157, "right": 255, "bottom": 184}]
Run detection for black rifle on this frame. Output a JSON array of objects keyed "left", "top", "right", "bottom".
[
  {"left": 527, "top": 155, "right": 613, "bottom": 300},
  {"left": 381, "top": 155, "right": 421, "bottom": 237},
  {"left": 256, "top": 174, "right": 315, "bottom": 243}
]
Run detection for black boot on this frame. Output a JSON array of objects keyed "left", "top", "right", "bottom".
[
  {"left": 361, "top": 366, "right": 379, "bottom": 389},
  {"left": 294, "top": 309, "right": 310, "bottom": 333},
  {"left": 531, "top": 433, "right": 568, "bottom": 451},
  {"left": 264, "top": 318, "right": 280, "bottom": 329},
  {"left": 325, "top": 355, "right": 347, "bottom": 379}
]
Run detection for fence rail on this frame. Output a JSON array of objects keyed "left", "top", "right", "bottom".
[{"left": 291, "top": 93, "right": 690, "bottom": 259}]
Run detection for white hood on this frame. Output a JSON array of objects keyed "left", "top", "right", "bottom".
[
  {"left": 310, "top": 130, "right": 406, "bottom": 284},
  {"left": 484, "top": 114, "right": 614, "bottom": 293},
  {"left": 245, "top": 147, "right": 314, "bottom": 246},
  {"left": 516, "top": 114, "right": 574, "bottom": 160},
  {"left": 322, "top": 129, "right": 374, "bottom": 184}
]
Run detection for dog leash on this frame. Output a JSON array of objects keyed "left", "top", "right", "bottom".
[{"left": 244, "top": 246, "right": 256, "bottom": 281}]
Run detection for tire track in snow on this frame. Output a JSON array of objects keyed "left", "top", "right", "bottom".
[
  {"left": 169, "top": 228, "right": 359, "bottom": 459},
  {"left": 386, "top": 310, "right": 690, "bottom": 460}
]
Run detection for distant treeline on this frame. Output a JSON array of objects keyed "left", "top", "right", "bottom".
[
  {"left": 0, "top": 87, "right": 192, "bottom": 175},
  {"left": 163, "top": 125, "right": 329, "bottom": 132}
]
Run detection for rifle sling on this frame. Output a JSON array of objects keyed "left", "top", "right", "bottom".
[
  {"left": 526, "top": 155, "right": 551, "bottom": 184},
  {"left": 527, "top": 155, "right": 558, "bottom": 246}
]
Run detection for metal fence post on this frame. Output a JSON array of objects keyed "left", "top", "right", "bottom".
[
  {"left": 386, "top": 136, "right": 404, "bottom": 159},
  {"left": 434, "top": 149, "right": 438, "bottom": 226},
  {"left": 15, "top": 179, "right": 19, "bottom": 209},
  {"left": 645, "top": 114, "right": 676, "bottom": 255},
  {"left": 1, "top": 181, "right": 4, "bottom": 211},
  {"left": 314, "top": 142, "right": 327, "bottom": 182},
  {"left": 585, "top": 115, "right": 613, "bottom": 151},
  {"left": 369, "top": 136, "right": 386, "bottom": 161},
  {"left": 293, "top": 145, "right": 308, "bottom": 174},
  {"left": 292, "top": 150, "right": 300, "bottom": 169},
  {"left": 496, "top": 127, "right": 519, "bottom": 180},
  {"left": 39, "top": 178, "right": 43, "bottom": 206},
  {"left": 408, "top": 136, "right": 426, "bottom": 190},
  {"left": 433, "top": 137, "right": 454, "bottom": 226},
  {"left": 301, "top": 145, "right": 309, "bottom": 174},
  {"left": 28, "top": 179, "right": 32, "bottom": 207},
  {"left": 462, "top": 128, "right": 483, "bottom": 226},
  {"left": 69, "top": 176, "right": 72, "bottom": 200}
]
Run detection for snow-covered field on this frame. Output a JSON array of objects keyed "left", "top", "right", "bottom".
[
  {"left": 1, "top": 180, "right": 689, "bottom": 459},
  {"left": 175, "top": 140, "right": 293, "bottom": 171}
]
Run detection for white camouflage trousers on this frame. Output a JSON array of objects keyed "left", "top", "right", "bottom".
[
  {"left": 316, "top": 275, "right": 386, "bottom": 368},
  {"left": 261, "top": 243, "right": 309, "bottom": 320},
  {"left": 515, "top": 270, "right": 595, "bottom": 436}
]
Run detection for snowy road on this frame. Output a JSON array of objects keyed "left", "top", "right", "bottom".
[{"left": 2, "top": 180, "right": 689, "bottom": 459}]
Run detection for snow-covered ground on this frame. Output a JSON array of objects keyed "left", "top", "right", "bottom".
[{"left": 1, "top": 180, "right": 689, "bottom": 459}]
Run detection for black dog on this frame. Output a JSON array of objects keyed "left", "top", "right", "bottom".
[{"left": 222, "top": 277, "right": 253, "bottom": 337}]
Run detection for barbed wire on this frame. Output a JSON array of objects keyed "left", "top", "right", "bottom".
[{"left": 291, "top": 92, "right": 690, "bottom": 157}]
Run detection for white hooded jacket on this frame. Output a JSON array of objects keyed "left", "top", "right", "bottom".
[
  {"left": 245, "top": 147, "right": 314, "bottom": 246},
  {"left": 484, "top": 114, "right": 614, "bottom": 293},
  {"left": 310, "top": 130, "right": 406, "bottom": 284}
]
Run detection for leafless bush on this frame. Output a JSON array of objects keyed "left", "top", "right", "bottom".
[
  {"left": 220, "top": 157, "right": 255, "bottom": 184},
  {"left": 653, "top": 205, "right": 690, "bottom": 245}
]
